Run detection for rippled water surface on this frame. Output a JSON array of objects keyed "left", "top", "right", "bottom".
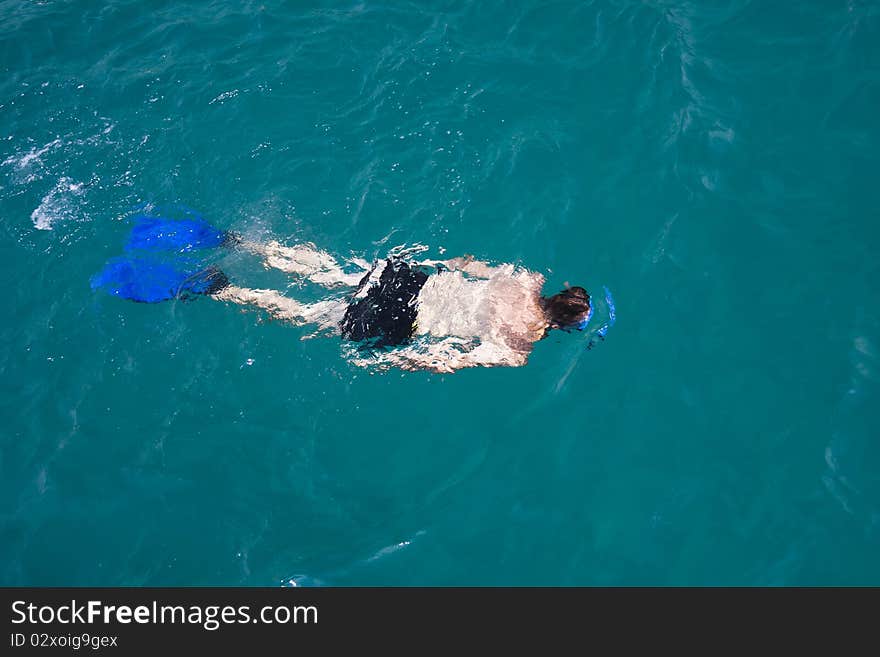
[{"left": 2, "top": 1, "right": 879, "bottom": 585}]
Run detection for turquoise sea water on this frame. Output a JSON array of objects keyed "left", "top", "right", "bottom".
[{"left": 2, "top": 1, "right": 879, "bottom": 585}]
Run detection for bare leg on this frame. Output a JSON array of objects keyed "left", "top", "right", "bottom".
[
  {"left": 211, "top": 285, "right": 347, "bottom": 332},
  {"left": 240, "top": 240, "right": 369, "bottom": 288}
]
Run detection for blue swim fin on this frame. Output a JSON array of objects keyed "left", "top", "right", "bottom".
[
  {"left": 125, "top": 215, "right": 238, "bottom": 252},
  {"left": 91, "top": 256, "right": 229, "bottom": 303}
]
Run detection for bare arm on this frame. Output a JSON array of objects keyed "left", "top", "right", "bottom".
[
  {"left": 347, "top": 336, "right": 530, "bottom": 373},
  {"left": 417, "top": 254, "right": 511, "bottom": 279}
]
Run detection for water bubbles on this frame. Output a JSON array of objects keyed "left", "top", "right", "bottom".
[
  {"left": 208, "top": 89, "right": 240, "bottom": 105},
  {"left": 30, "top": 176, "right": 87, "bottom": 230}
]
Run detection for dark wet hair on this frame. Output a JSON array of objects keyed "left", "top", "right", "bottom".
[{"left": 541, "top": 286, "right": 591, "bottom": 330}]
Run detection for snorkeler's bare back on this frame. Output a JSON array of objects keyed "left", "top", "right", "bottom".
[{"left": 349, "top": 256, "right": 548, "bottom": 373}]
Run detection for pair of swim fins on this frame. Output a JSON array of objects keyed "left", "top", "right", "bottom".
[{"left": 91, "top": 215, "right": 234, "bottom": 303}]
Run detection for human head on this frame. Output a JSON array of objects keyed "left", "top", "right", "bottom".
[{"left": 541, "top": 286, "right": 592, "bottom": 331}]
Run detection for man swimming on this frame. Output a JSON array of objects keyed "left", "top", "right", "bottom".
[{"left": 92, "top": 216, "right": 594, "bottom": 373}]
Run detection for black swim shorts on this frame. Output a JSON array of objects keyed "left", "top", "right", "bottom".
[{"left": 339, "top": 259, "right": 430, "bottom": 347}]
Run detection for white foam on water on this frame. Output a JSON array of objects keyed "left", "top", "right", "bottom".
[
  {"left": 209, "top": 89, "right": 240, "bottom": 105},
  {"left": 2, "top": 138, "right": 62, "bottom": 170},
  {"left": 30, "top": 177, "right": 86, "bottom": 230},
  {"left": 2, "top": 138, "right": 64, "bottom": 185},
  {"left": 364, "top": 530, "right": 426, "bottom": 563}
]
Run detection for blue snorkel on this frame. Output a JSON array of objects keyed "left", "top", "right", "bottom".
[
  {"left": 558, "top": 286, "right": 615, "bottom": 350},
  {"left": 597, "top": 286, "right": 616, "bottom": 338},
  {"left": 569, "top": 304, "right": 593, "bottom": 331},
  {"left": 585, "top": 286, "right": 616, "bottom": 349}
]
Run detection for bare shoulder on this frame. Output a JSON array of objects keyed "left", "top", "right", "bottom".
[{"left": 512, "top": 266, "right": 545, "bottom": 289}]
